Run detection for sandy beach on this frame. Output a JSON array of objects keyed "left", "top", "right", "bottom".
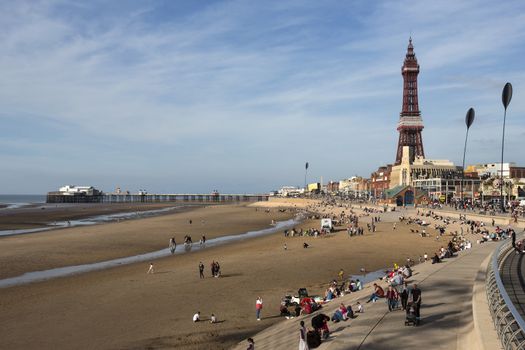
[{"left": 0, "top": 198, "right": 453, "bottom": 350}]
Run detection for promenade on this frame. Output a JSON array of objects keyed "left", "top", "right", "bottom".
[
  {"left": 500, "top": 245, "right": 525, "bottom": 319},
  {"left": 233, "top": 209, "right": 523, "bottom": 350}
]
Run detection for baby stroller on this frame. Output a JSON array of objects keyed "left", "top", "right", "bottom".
[{"left": 405, "top": 302, "right": 419, "bottom": 326}]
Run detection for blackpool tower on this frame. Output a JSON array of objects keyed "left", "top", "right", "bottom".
[{"left": 395, "top": 37, "right": 425, "bottom": 165}]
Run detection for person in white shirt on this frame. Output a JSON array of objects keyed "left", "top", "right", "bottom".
[
  {"left": 356, "top": 302, "right": 364, "bottom": 313},
  {"left": 193, "top": 312, "right": 200, "bottom": 322},
  {"left": 356, "top": 279, "right": 363, "bottom": 290},
  {"left": 210, "top": 314, "right": 217, "bottom": 323},
  {"left": 391, "top": 271, "right": 404, "bottom": 287},
  {"left": 147, "top": 263, "right": 154, "bottom": 274}
]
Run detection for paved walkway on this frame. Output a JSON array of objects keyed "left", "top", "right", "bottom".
[
  {"left": 501, "top": 246, "right": 525, "bottom": 319},
  {"left": 233, "top": 242, "right": 500, "bottom": 350},
  {"left": 325, "top": 242, "right": 497, "bottom": 350}
]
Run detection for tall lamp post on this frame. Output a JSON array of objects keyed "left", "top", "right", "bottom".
[
  {"left": 304, "top": 162, "right": 309, "bottom": 191},
  {"left": 461, "top": 108, "right": 475, "bottom": 209},
  {"left": 500, "top": 82, "right": 513, "bottom": 212}
]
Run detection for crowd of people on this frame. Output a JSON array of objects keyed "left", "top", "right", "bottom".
[
  {"left": 278, "top": 264, "right": 421, "bottom": 349},
  {"left": 422, "top": 198, "right": 525, "bottom": 219},
  {"left": 284, "top": 227, "right": 324, "bottom": 237},
  {"left": 248, "top": 202, "right": 513, "bottom": 349},
  {"left": 166, "top": 198, "right": 521, "bottom": 350}
]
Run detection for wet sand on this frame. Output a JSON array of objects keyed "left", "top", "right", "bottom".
[
  {"left": 0, "top": 204, "right": 293, "bottom": 280},
  {"left": 0, "top": 200, "right": 448, "bottom": 350},
  {"left": 0, "top": 202, "right": 204, "bottom": 231}
]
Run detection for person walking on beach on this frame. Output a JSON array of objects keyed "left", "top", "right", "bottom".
[
  {"left": 256, "top": 297, "right": 263, "bottom": 320},
  {"left": 199, "top": 262, "right": 205, "bottom": 278},
  {"left": 169, "top": 237, "right": 176, "bottom": 254},
  {"left": 299, "top": 320, "right": 308, "bottom": 350},
  {"left": 215, "top": 261, "right": 221, "bottom": 277},
  {"left": 147, "top": 263, "right": 154, "bottom": 274}
]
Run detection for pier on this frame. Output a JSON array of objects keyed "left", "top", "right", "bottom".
[{"left": 46, "top": 192, "right": 269, "bottom": 204}]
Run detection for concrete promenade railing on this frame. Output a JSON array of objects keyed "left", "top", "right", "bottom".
[{"left": 487, "top": 238, "right": 525, "bottom": 349}]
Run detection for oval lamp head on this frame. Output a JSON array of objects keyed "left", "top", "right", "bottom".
[
  {"left": 502, "top": 82, "right": 513, "bottom": 109},
  {"left": 465, "top": 107, "right": 475, "bottom": 129}
]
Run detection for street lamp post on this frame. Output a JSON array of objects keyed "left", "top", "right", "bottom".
[
  {"left": 461, "top": 108, "right": 475, "bottom": 209},
  {"left": 500, "top": 83, "right": 513, "bottom": 212},
  {"left": 304, "top": 162, "right": 309, "bottom": 191}
]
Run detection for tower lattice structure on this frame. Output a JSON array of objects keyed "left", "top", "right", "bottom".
[{"left": 395, "top": 37, "right": 425, "bottom": 165}]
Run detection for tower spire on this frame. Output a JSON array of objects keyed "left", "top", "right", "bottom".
[{"left": 395, "top": 37, "right": 425, "bottom": 165}]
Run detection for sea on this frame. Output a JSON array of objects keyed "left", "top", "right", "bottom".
[{"left": 0, "top": 194, "right": 46, "bottom": 208}]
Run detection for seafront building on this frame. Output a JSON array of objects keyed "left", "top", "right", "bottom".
[
  {"left": 370, "top": 165, "right": 392, "bottom": 199},
  {"left": 467, "top": 163, "right": 525, "bottom": 179},
  {"left": 326, "top": 181, "right": 340, "bottom": 193},
  {"left": 307, "top": 182, "right": 321, "bottom": 193},
  {"left": 286, "top": 40, "right": 525, "bottom": 205},
  {"left": 389, "top": 148, "right": 462, "bottom": 188},
  {"left": 57, "top": 185, "right": 101, "bottom": 196},
  {"left": 337, "top": 177, "right": 370, "bottom": 197},
  {"left": 381, "top": 40, "right": 525, "bottom": 205},
  {"left": 277, "top": 186, "right": 305, "bottom": 197}
]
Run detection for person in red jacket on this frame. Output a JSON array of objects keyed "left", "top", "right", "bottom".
[
  {"left": 256, "top": 297, "right": 263, "bottom": 320},
  {"left": 386, "top": 286, "right": 399, "bottom": 311}
]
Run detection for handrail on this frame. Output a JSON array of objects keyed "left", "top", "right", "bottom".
[{"left": 486, "top": 237, "right": 525, "bottom": 349}]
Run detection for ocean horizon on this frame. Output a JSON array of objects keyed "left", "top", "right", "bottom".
[{"left": 0, "top": 194, "right": 47, "bottom": 205}]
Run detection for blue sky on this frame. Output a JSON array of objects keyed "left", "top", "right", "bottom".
[{"left": 1, "top": 0, "right": 524, "bottom": 194}]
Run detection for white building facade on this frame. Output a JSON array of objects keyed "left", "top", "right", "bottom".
[{"left": 58, "top": 185, "right": 97, "bottom": 196}]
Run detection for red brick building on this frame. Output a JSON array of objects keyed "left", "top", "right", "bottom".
[
  {"left": 370, "top": 164, "right": 392, "bottom": 199},
  {"left": 326, "top": 181, "right": 340, "bottom": 193},
  {"left": 510, "top": 166, "right": 525, "bottom": 179}
]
